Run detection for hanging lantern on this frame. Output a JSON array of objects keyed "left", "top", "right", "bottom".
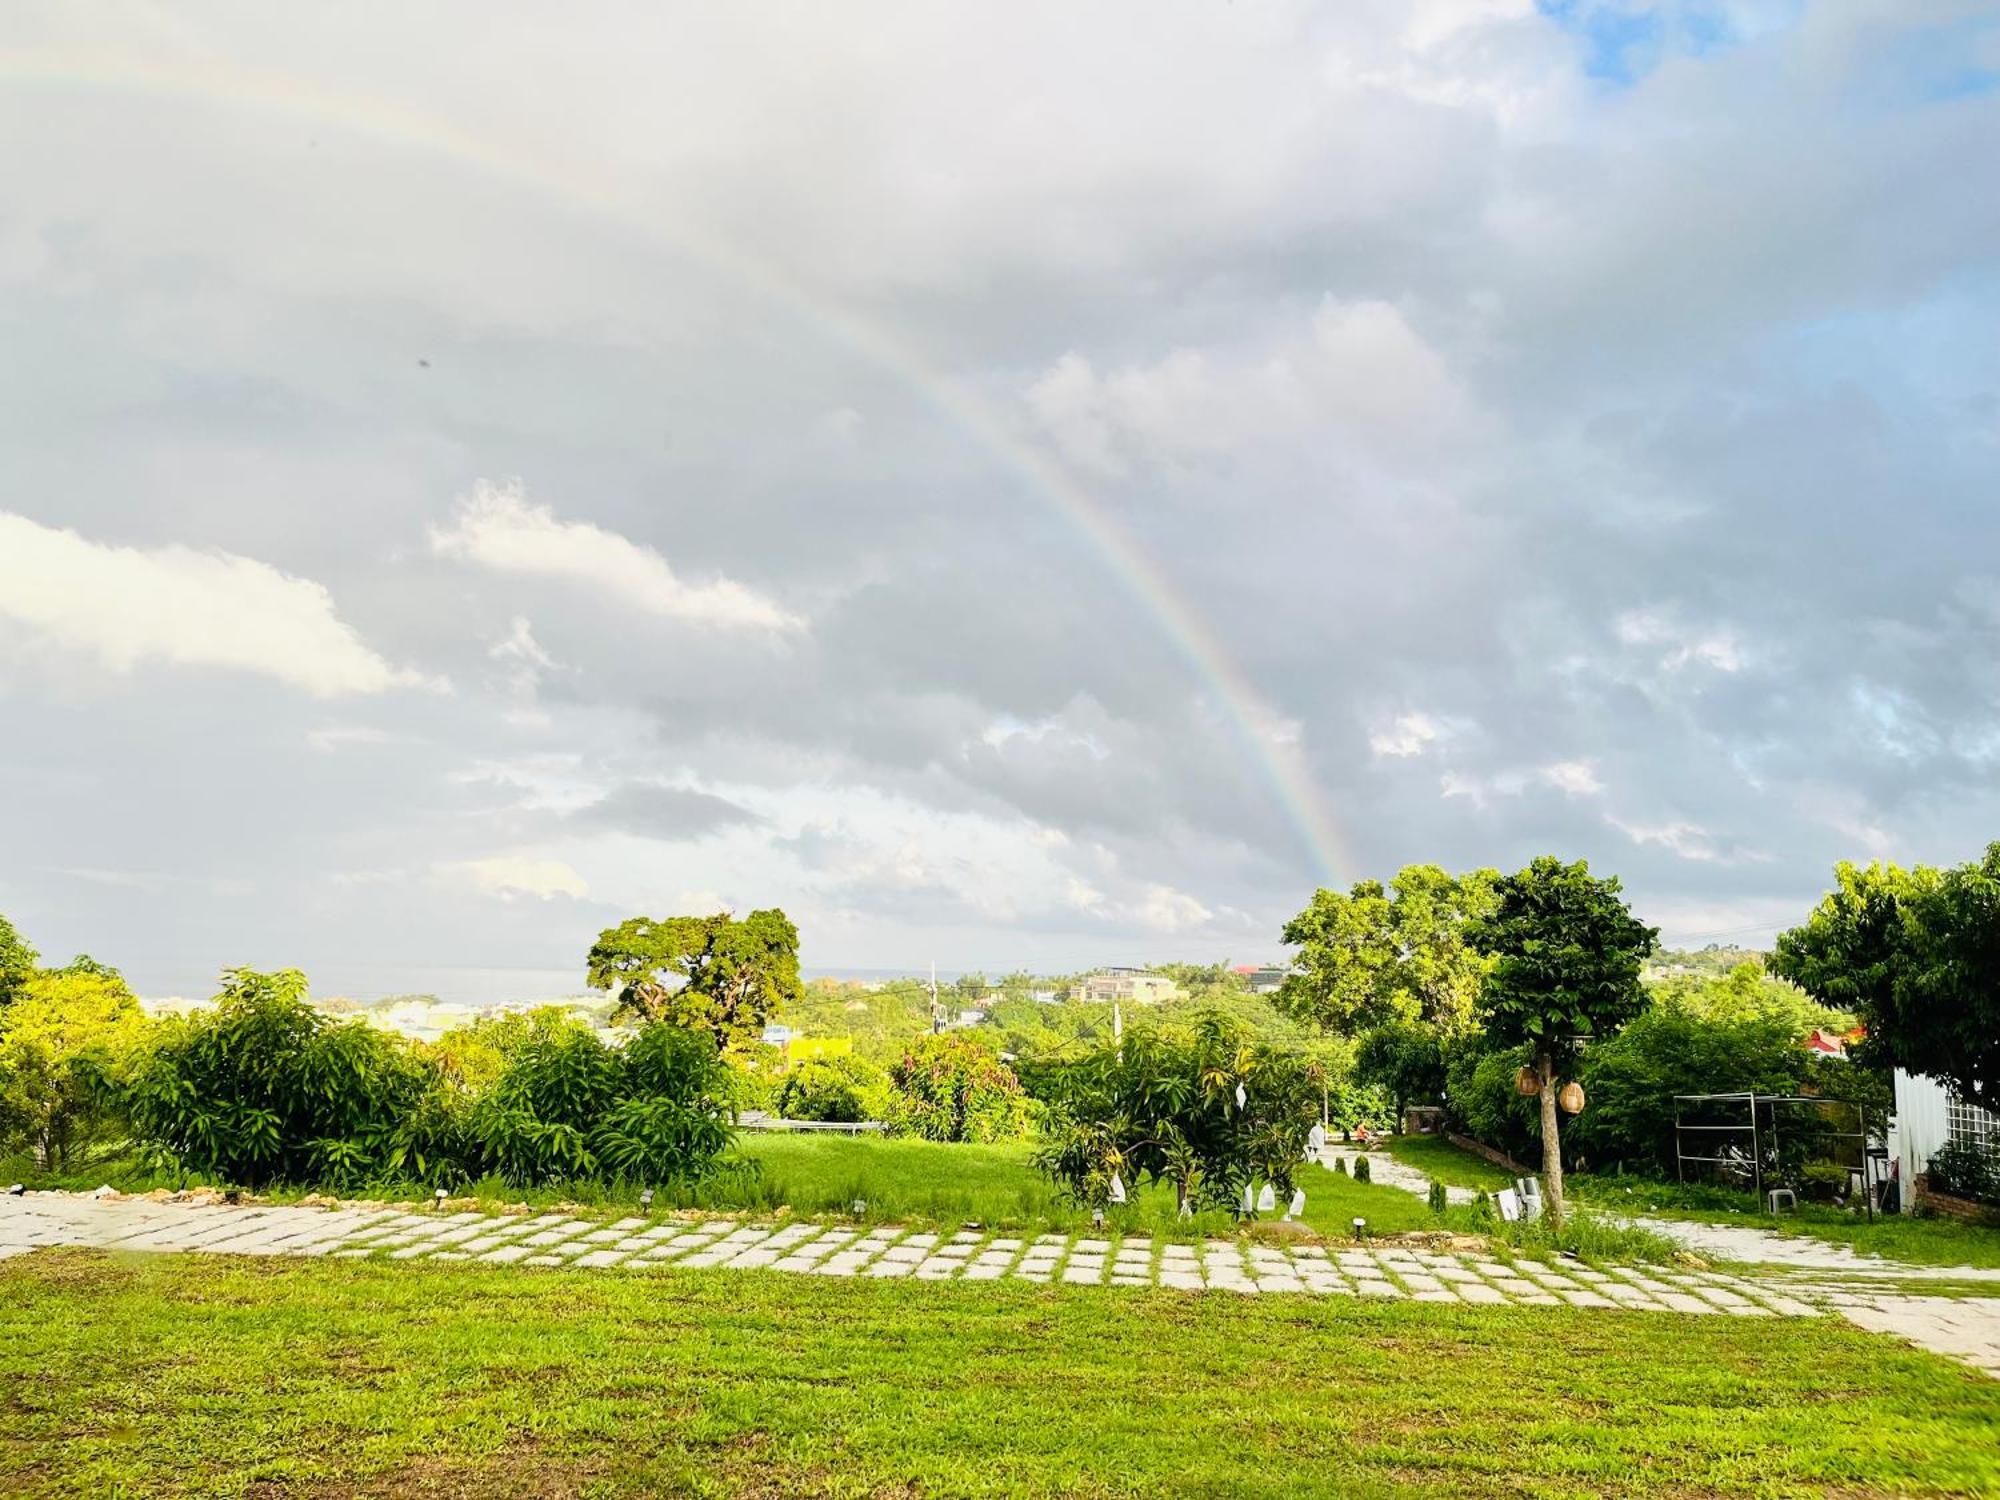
[
  {"left": 1256, "top": 1182, "right": 1277, "bottom": 1213},
  {"left": 1107, "top": 1172, "right": 1127, "bottom": 1205},
  {"left": 1558, "top": 1082, "right": 1586, "bottom": 1115},
  {"left": 1515, "top": 1066, "right": 1542, "bottom": 1097}
]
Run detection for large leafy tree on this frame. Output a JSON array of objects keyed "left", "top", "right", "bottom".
[
  {"left": 0, "top": 969, "right": 150, "bottom": 1169},
  {"left": 0, "top": 912, "right": 39, "bottom": 1014},
  {"left": 1773, "top": 848, "right": 2000, "bottom": 1110},
  {"left": 1278, "top": 865, "right": 1497, "bottom": 1038},
  {"left": 586, "top": 909, "right": 803, "bottom": 1050},
  {"left": 1467, "top": 856, "right": 1657, "bottom": 1222}
]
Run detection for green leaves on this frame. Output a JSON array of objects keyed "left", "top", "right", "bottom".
[
  {"left": 1774, "top": 845, "right": 2000, "bottom": 1108},
  {"left": 1467, "top": 856, "right": 1657, "bottom": 1060},
  {"left": 1277, "top": 866, "right": 1497, "bottom": 1039},
  {"left": 1032, "top": 1011, "right": 1318, "bottom": 1219},
  {"left": 586, "top": 909, "right": 803, "bottom": 1050}
]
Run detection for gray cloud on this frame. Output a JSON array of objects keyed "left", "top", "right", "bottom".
[{"left": 1, "top": 1, "right": 1996, "bottom": 997}]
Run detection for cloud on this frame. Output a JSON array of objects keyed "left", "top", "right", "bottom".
[
  {"left": 441, "top": 855, "right": 590, "bottom": 901},
  {"left": 1026, "top": 297, "right": 1482, "bottom": 479},
  {"left": 568, "top": 782, "right": 761, "bottom": 841},
  {"left": 1541, "top": 760, "right": 1604, "bottom": 796},
  {"left": 1615, "top": 609, "right": 1745, "bottom": 672},
  {"left": 1370, "top": 712, "right": 1447, "bottom": 758},
  {"left": 0, "top": 511, "right": 428, "bottom": 697},
  {"left": 430, "top": 481, "right": 802, "bottom": 632}
]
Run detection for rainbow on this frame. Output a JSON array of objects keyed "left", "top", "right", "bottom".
[{"left": 2, "top": 49, "right": 1350, "bottom": 885}]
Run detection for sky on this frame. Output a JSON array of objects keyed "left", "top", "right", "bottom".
[{"left": 2, "top": 1, "right": 1997, "bottom": 1002}]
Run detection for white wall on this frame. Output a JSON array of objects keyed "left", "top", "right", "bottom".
[{"left": 1892, "top": 1069, "right": 1953, "bottom": 1189}]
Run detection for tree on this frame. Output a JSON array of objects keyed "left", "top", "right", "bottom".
[
  {"left": 1278, "top": 865, "right": 1497, "bottom": 1038},
  {"left": 586, "top": 909, "right": 804, "bottom": 1050},
  {"left": 0, "top": 913, "right": 39, "bottom": 1014},
  {"left": 1033, "top": 1012, "right": 1319, "bottom": 1219},
  {"left": 0, "top": 970, "right": 150, "bottom": 1169},
  {"left": 1355, "top": 1019, "right": 1445, "bottom": 1125},
  {"left": 886, "top": 1033, "right": 1033, "bottom": 1143},
  {"left": 1466, "top": 856, "right": 1657, "bottom": 1223},
  {"left": 1773, "top": 848, "right": 2000, "bottom": 1111}
]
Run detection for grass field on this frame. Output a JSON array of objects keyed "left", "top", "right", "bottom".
[
  {"left": 5, "top": 1135, "right": 1675, "bottom": 1262},
  {"left": 3, "top": 1251, "right": 1996, "bottom": 1498},
  {"left": 1380, "top": 1134, "right": 1517, "bottom": 1193}
]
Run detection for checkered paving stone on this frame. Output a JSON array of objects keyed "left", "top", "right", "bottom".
[{"left": 8, "top": 1194, "right": 1997, "bottom": 1375}]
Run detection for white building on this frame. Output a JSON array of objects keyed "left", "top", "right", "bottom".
[
  {"left": 1074, "top": 968, "right": 1181, "bottom": 1005},
  {"left": 1890, "top": 1069, "right": 1999, "bottom": 1193}
]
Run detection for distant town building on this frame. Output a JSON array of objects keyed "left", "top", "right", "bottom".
[
  {"left": 1029, "top": 988, "right": 1060, "bottom": 1005},
  {"left": 1231, "top": 965, "right": 1289, "bottom": 995},
  {"left": 1075, "top": 967, "right": 1181, "bottom": 1005}
]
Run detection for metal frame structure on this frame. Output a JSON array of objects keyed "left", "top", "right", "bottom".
[{"left": 1673, "top": 1092, "right": 1882, "bottom": 1221}]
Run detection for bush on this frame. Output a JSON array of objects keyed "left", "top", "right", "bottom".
[
  {"left": 775, "top": 1056, "right": 888, "bottom": 1123},
  {"left": 1444, "top": 1038, "right": 1539, "bottom": 1161},
  {"left": 471, "top": 1012, "right": 735, "bottom": 1188},
  {"left": 1427, "top": 1179, "right": 1447, "bottom": 1216},
  {"left": 886, "top": 1034, "right": 1033, "bottom": 1143},
  {"left": 125, "top": 969, "right": 434, "bottom": 1189},
  {"left": 1353, "top": 1154, "right": 1371, "bottom": 1183},
  {"left": 1032, "top": 1012, "right": 1318, "bottom": 1218},
  {"left": 0, "top": 970, "right": 150, "bottom": 1170},
  {"left": 1566, "top": 996, "right": 1808, "bottom": 1175},
  {"left": 1926, "top": 1140, "right": 2000, "bottom": 1205},
  {"left": 123, "top": 971, "right": 738, "bottom": 1192}
]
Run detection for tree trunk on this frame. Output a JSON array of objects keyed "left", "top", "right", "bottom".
[{"left": 1538, "top": 1050, "right": 1565, "bottom": 1227}]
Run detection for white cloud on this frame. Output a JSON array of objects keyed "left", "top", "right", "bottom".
[
  {"left": 1615, "top": 610, "right": 1744, "bottom": 672},
  {"left": 442, "top": 855, "right": 590, "bottom": 900},
  {"left": 430, "top": 481, "right": 802, "bottom": 632},
  {"left": 1540, "top": 760, "right": 1603, "bottom": 796},
  {"left": 1609, "top": 818, "right": 1770, "bottom": 866},
  {"left": 1027, "top": 297, "right": 1483, "bottom": 479},
  {"left": 307, "top": 725, "right": 396, "bottom": 753},
  {"left": 1131, "top": 883, "right": 1213, "bottom": 934},
  {"left": 1370, "top": 711, "right": 1446, "bottom": 758},
  {"left": 0, "top": 511, "right": 428, "bottom": 697}
]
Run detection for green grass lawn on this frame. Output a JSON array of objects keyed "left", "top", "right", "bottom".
[
  {"left": 1379, "top": 1134, "right": 1518, "bottom": 1193},
  {"left": 3, "top": 1251, "right": 1996, "bottom": 1498}
]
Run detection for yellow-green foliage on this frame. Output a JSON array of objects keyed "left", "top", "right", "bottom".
[{"left": 0, "top": 969, "right": 150, "bottom": 1169}]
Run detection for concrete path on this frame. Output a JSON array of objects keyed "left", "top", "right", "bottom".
[{"left": 5, "top": 1192, "right": 1995, "bottom": 1377}]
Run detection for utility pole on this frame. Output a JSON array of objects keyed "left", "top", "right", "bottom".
[{"left": 929, "top": 960, "right": 942, "bottom": 1034}]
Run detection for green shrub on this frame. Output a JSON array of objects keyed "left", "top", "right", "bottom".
[
  {"left": 1566, "top": 996, "right": 1808, "bottom": 1174},
  {"left": 1332, "top": 1155, "right": 1348, "bottom": 1176},
  {"left": 125, "top": 969, "right": 434, "bottom": 1189},
  {"left": 1427, "top": 1179, "right": 1447, "bottom": 1216},
  {"left": 472, "top": 1012, "right": 735, "bottom": 1187},
  {"left": 1926, "top": 1140, "right": 2000, "bottom": 1205},
  {"left": 1032, "top": 1012, "right": 1318, "bottom": 1218},
  {"left": 1443, "top": 1038, "right": 1539, "bottom": 1162},
  {"left": 1352, "top": 1154, "right": 1371, "bottom": 1183},
  {"left": 0, "top": 970, "right": 150, "bottom": 1170},
  {"left": 887, "top": 1034, "right": 1033, "bottom": 1143},
  {"left": 775, "top": 1056, "right": 888, "bottom": 1123}
]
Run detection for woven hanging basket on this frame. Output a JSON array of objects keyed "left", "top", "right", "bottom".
[
  {"left": 1514, "top": 1065, "right": 1542, "bottom": 1097},
  {"left": 1558, "top": 1081, "right": 1586, "bottom": 1115}
]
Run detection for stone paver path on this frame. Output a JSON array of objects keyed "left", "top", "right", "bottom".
[{"left": 6, "top": 1192, "right": 1996, "bottom": 1378}]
